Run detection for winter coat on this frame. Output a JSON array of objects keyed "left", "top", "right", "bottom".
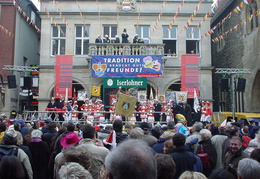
[
  {"left": 170, "top": 146, "right": 197, "bottom": 179},
  {"left": 223, "top": 148, "right": 249, "bottom": 178},
  {"left": 196, "top": 139, "right": 217, "bottom": 177}
]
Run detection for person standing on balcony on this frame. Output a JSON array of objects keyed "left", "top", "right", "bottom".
[
  {"left": 103, "top": 35, "right": 110, "bottom": 43},
  {"left": 95, "top": 35, "right": 102, "bottom": 43},
  {"left": 121, "top": 28, "right": 129, "bottom": 43}
]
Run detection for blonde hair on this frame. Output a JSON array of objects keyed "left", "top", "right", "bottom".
[{"left": 179, "top": 171, "right": 207, "bottom": 179}]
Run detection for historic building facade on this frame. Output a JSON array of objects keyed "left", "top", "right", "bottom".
[
  {"left": 0, "top": 0, "right": 40, "bottom": 116},
  {"left": 211, "top": 0, "right": 260, "bottom": 112},
  {"left": 38, "top": 0, "right": 213, "bottom": 111}
]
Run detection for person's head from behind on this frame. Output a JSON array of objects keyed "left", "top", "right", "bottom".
[
  {"left": 237, "top": 158, "right": 260, "bottom": 179},
  {"left": 229, "top": 126, "right": 239, "bottom": 137},
  {"left": 208, "top": 168, "right": 235, "bottom": 179},
  {"left": 129, "top": 127, "right": 144, "bottom": 139},
  {"left": 179, "top": 171, "right": 207, "bottom": 179},
  {"left": 2, "top": 129, "right": 18, "bottom": 145},
  {"left": 250, "top": 148, "right": 260, "bottom": 163},
  {"left": 0, "top": 155, "right": 25, "bottom": 179},
  {"left": 105, "top": 139, "right": 157, "bottom": 179},
  {"left": 113, "top": 119, "right": 123, "bottom": 132},
  {"left": 191, "top": 122, "right": 204, "bottom": 133},
  {"left": 58, "top": 162, "right": 93, "bottom": 179},
  {"left": 172, "top": 133, "right": 185, "bottom": 148},
  {"left": 154, "top": 153, "right": 176, "bottom": 179},
  {"left": 80, "top": 124, "right": 96, "bottom": 139},
  {"left": 200, "top": 129, "right": 212, "bottom": 140},
  {"left": 58, "top": 145, "right": 92, "bottom": 170},
  {"left": 66, "top": 122, "right": 75, "bottom": 132}
]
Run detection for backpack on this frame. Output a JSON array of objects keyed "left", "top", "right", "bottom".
[
  {"left": 0, "top": 146, "right": 18, "bottom": 160},
  {"left": 197, "top": 144, "right": 211, "bottom": 169}
]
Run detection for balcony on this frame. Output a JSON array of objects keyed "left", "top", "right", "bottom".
[{"left": 88, "top": 43, "right": 165, "bottom": 56}]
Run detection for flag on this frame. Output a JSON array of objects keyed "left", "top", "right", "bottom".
[
  {"left": 103, "top": 130, "right": 117, "bottom": 149},
  {"left": 220, "top": 119, "right": 227, "bottom": 128},
  {"left": 150, "top": 88, "right": 154, "bottom": 100},
  {"left": 193, "top": 88, "right": 200, "bottom": 113},
  {"left": 73, "top": 88, "right": 77, "bottom": 101}
]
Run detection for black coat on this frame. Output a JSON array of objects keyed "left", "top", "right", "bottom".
[
  {"left": 170, "top": 146, "right": 197, "bottom": 179},
  {"left": 28, "top": 141, "right": 49, "bottom": 179},
  {"left": 154, "top": 103, "right": 161, "bottom": 121},
  {"left": 196, "top": 139, "right": 217, "bottom": 177}
]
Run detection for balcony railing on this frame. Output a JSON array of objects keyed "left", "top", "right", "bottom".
[{"left": 88, "top": 43, "right": 165, "bottom": 56}]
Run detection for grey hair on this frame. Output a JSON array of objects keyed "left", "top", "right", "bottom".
[
  {"left": 193, "top": 122, "right": 204, "bottom": 132},
  {"left": 237, "top": 158, "right": 260, "bottom": 179},
  {"left": 105, "top": 139, "right": 157, "bottom": 179},
  {"left": 58, "top": 162, "right": 93, "bottom": 179},
  {"left": 129, "top": 127, "right": 144, "bottom": 139},
  {"left": 200, "top": 129, "right": 212, "bottom": 140}
]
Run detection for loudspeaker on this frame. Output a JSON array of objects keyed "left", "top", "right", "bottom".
[
  {"left": 24, "top": 77, "right": 32, "bottom": 89},
  {"left": 221, "top": 78, "right": 229, "bottom": 92},
  {"left": 237, "top": 78, "right": 246, "bottom": 92},
  {"left": 7, "top": 75, "right": 17, "bottom": 89}
]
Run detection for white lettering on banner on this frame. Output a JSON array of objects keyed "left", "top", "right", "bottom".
[
  {"left": 117, "top": 80, "right": 144, "bottom": 86},
  {"left": 107, "top": 67, "right": 143, "bottom": 73},
  {"left": 104, "top": 58, "right": 141, "bottom": 63}
]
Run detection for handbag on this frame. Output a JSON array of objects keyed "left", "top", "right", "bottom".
[{"left": 197, "top": 144, "right": 211, "bottom": 169}]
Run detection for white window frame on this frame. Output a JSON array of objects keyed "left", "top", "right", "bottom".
[
  {"left": 75, "top": 25, "right": 90, "bottom": 55},
  {"left": 186, "top": 26, "right": 201, "bottom": 55},
  {"left": 136, "top": 25, "right": 150, "bottom": 44},
  {"left": 51, "top": 25, "right": 66, "bottom": 56},
  {"left": 162, "top": 26, "right": 178, "bottom": 56},
  {"left": 103, "top": 25, "right": 117, "bottom": 42}
]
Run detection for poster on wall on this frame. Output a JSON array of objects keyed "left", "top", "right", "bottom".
[
  {"left": 92, "top": 55, "right": 162, "bottom": 77},
  {"left": 138, "top": 90, "right": 147, "bottom": 101},
  {"left": 175, "top": 91, "right": 188, "bottom": 104},
  {"left": 166, "top": 91, "right": 176, "bottom": 102}
]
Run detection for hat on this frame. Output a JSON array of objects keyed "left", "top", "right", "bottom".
[
  {"left": 60, "top": 132, "right": 82, "bottom": 148},
  {"left": 231, "top": 122, "right": 241, "bottom": 128},
  {"left": 31, "top": 129, "right": 43, "bottom": 139},
  {"left": 176, "top": 114, "right": 187, "bottom": 124},
  {"left": 44, "top": 118, "right": 51, "bottom": 124},
  {"left": 4, "top": 129, "right": 17, "bottom": 140},
  {"left": 139, "top": 122, "right": 149, "bottom": 131}
]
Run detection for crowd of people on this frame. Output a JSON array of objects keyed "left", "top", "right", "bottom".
[{"left": 0, "top": 112, "right": 260, "bottom": 179}]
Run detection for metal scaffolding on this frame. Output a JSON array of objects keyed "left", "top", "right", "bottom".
[
  {"left": 3, "top": 65, "right": 38, "bottom": 72},
  {"left": 215, "top": 68, "right": 251, "bottom": 120}
]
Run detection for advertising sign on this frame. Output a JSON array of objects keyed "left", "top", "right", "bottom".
[
  {"left": 92, "top": 55, "right": 162, "bottom": 77},
  {"left": 103, "top": 77, "right": 147, "bottom": 88}
]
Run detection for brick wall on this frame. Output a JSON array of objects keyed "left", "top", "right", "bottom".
[{"left": 0, "top": 5, "right": 16, "bottom": 81}]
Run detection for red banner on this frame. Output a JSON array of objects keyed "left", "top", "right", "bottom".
[
  {"left": 181, "top": 54, "right": 199, "bottom": 98},
  {"left": 55, "top": 55, "right": 73, "bottom": 99}
]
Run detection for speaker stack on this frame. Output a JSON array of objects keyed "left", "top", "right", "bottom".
[
  {"left": 236, "top": 78, "right": 246, "bottom": 92},
  {"left": 7, "top": 75, "right": 17, "bottom": 89},
  {"left": 24, "top": 77, "right": 33, "bottom": 89},
  {"left": 221, "top": 78, "right": 229, "bottom": 92}
]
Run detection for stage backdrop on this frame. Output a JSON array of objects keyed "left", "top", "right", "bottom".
[
  {"left": 181, "top": 54, "right": 199, "bottom": 99},
  {"left": 92, "top": 55, "right": 162, "bottom": 77},
  {"left": 55, "top": 55, "right": 73, "bottom": 99}
]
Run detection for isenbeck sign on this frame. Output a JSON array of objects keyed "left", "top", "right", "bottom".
[
  {"left": 104, "top": 78, "right": 147, "bottom": 88},
  {"left": 91, "top": 55, "right": 162, "bottom": 77}
]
